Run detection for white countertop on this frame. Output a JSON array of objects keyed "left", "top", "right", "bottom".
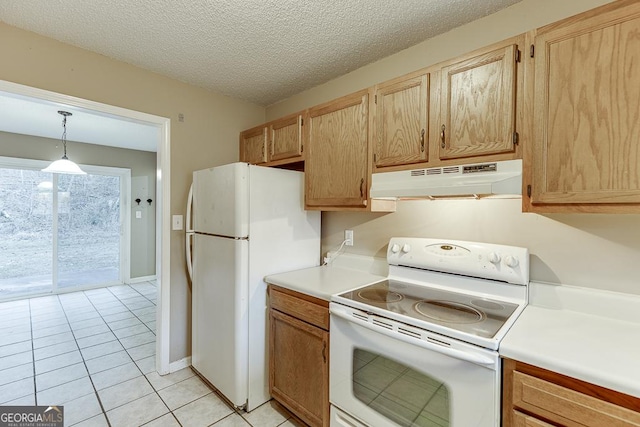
[
  {"left": 500, "top": 282, "right": 640, "bottom": 399},
  {"left": 264, "top": 257, "right": 387, "bottom": 301}
]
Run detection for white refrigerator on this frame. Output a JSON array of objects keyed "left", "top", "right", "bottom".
[{"left": 186, "top": 162, "right": 320, "bottom": 412}]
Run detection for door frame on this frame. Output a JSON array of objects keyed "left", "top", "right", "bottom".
[{"left": 0, "top": 80, "right": 172, "bottom": 375}]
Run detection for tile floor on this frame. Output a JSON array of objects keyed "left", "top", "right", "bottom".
[{"left": 0, "top": 282, "right": 301, "bottom": 427}]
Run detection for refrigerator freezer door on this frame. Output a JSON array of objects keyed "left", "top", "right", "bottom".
[
  {"left": 191, "top": 233, "right": 249, "bottom": 409},
  {"left": 193, "top": 163, "right": 249, "bottom": 238}
]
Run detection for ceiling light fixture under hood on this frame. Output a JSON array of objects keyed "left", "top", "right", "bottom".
[{"left": 370, "top": 159, "right": 522, "bottom": 200}]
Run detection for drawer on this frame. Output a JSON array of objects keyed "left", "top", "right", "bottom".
[
  {"left": 512, "top": 371, "right": 640, "bottom": 427},
  {"left": 269, "top": 285, "right": 329, "bottom": 330},
  {"left": 512, "top": 410, "right": 553, "bottom": 426}
]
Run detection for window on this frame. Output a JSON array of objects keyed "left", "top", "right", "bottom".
[{"left": 0, "top": 156, "right": 130, "bottom": 300}]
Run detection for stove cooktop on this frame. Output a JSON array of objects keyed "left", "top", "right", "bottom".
[
  {"left": 336, "top": 279, "right": 519, "bottom": 340},
  {"left": 331, "top": 237, "right": 529, "bottom": 349}
]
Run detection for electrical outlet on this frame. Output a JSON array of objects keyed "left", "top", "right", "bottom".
[{"left": 345, "top": 229, "right": 354, "bottom": 246}]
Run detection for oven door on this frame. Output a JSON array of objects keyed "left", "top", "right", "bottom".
[{"left": 329, "top": 303, "right": 500, "bottom": 427}]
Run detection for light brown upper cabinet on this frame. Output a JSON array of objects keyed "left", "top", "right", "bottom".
[
  {"left": 305, "top": 90, "right": 369, "bottom": 210},
  {"left": 239, "top": 125, "right": 267, "bottom": 165},
  {"left": 269, "top": 113, "right": 303, "bottom": 163},
  {"left": 372, "top": 73, "right": 429, "bottom": 169},
  {"left": 530, "top": 0, "right": 640, "bottom": 209},
  {"left": 239, "top": 112, "right": 304, "bottom": 167},
  {"left": 439, "top": 37, "right": 523, "bottom": 160}
]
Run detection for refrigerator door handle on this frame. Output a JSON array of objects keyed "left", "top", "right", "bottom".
[
  {"left": 186, "top": 183, "right": 194, "bottom": 283},
  {"left": 186, "top": 232, "right": 194, "bottom": 282},
  {"left": 186, "top": 183, "right": 194, "bottom": 233}
]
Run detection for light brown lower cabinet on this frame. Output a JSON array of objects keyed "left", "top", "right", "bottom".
[
  {"left": 502, "top": 358, "right": 640, "bottom": 427},
  {"left": 268, "top": 285, "right": 329, "bottom": 427},
  {"left": 512, "top": 410, "right": 553, "bottom": 427}
]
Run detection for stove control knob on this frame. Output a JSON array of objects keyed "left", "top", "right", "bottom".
[
  {"left": 402, "top": 244, "right": 411, "bottom": 253},
  {"left": 488, "top": 252, "right": 501, "bottom": 264},
  {"left": 390, "top": 244, "right": 400, "bottom": 253},
  {"left": 504, "top": 255, "right": 519, "bottom": 268}
]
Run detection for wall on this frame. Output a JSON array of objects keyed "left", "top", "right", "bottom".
[
  {"left": 322, "top": 199, "right": 640, "bottom": 295},
  {"left": 0, "top": 23, "right": 266, "bottom": 362},
  {"left": 267, "top": 0, "right": 640, "bottom": 296},
  {"left": 0, "top": 131, "right": 157, "bottom": 278}
]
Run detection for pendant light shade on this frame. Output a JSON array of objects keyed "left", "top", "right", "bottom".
[
  {"left": 42, "top": 111, "right": 86, "bottom": 175},
  {"left": 42, "top": 157, "right": 87, "bottom": 174}
]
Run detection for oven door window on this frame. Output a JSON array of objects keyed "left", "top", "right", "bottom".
[{"left": 353, "top": 348, "right": 450, "bottom": 427}]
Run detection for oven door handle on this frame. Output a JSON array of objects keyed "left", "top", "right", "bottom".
[{"left": 331, "top": 309, "right": 496, "bottom": 367}]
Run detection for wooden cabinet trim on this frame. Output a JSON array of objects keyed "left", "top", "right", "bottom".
[
  {"left": 512, "top": 370, "right": 640, "bottom": 426},
  {"left": 503, "top": 359, "right": 640, "bottom": 427},
  {"left": 512, "top": 410, "right": 554, "bottom": 426},
  {"left": 268, "top": 285, "right": 329, "bottom": 330}
]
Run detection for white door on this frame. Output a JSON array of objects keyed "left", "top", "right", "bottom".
[
  {"left": 191, "top": 233, "right": 249, "bottom": 408},
  {"left": 192, "top": 163, "right": 249, "bottom": 238}
]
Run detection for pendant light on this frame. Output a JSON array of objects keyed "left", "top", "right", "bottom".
[{"left": 42, "top": 111, "right": 86, "bottom": 175}]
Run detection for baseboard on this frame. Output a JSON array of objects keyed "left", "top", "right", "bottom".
[
  {"left": 128, "top": 275, "right": 158, "bottom": 284},
  {"left": 169, "top": 356, "right": 192, "bottom": 373}
]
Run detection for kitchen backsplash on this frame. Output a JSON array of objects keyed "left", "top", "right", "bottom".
[{"left": 321, "top": 199, "right": 640, "bottom": 295}]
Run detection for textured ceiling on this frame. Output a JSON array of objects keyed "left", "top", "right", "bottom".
[{"left": 0, "top": 0, "right": 522, "bottom": 107}]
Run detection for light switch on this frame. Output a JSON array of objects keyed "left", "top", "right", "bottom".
[{"left": 172, "top": 215, "right": 184, "bottom": 230}]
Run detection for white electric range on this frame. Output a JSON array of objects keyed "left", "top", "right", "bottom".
[{"left": 329, "top": 237, "right": 529, "bottom": 427}]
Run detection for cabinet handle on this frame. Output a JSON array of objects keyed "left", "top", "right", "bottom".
[
  {"left": 322, "top": 341, "right": 327, "bottom": 363},
  {"left": 359, "top": 178, "right": 364, "bottom": 198},
  {"left": 440, "top": 125, "right": 446, "bottom": 149},
  {"left": 420, "top": 129, "right": 425, "bottom": 152},
  {"left": 271, "top": 129, "right": 276, "bottom": 156}
]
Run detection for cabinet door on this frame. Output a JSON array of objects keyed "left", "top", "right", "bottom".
[
  {"left": 440, "top": 43, "right": 519, "bottom": 160},
  {"left": 239, "top": 126, "right": 267, "bottom": 165},
  {"left": 531, "top": 2, "right": 640, "bottom": 205},
  {"left": 269, "top": 114, "right": 303, "bottom": 162},
  {"left": 270, "top": 309, "right": 329, "bottom": 427},
  {"left": 512, "top": 411, "right": 554, "bottom": 427},
  {"left": 373, "top": 74, "right": 428, "bottom": 168},
  {"left": 305, "top": 90, "right": 369, "bottom": 209}
]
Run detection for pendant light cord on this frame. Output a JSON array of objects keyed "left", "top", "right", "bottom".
[{"left": 61, "top": 113, "right": 69, "bottom": 159}]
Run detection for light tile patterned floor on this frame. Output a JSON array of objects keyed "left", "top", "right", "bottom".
[{"left": 0, "top": 282, "right": 302, "bottom": 427}]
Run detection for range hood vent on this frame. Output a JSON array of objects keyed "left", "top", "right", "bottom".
[{"left": 371, "top": 159, "right": 522, "bottom": 199}]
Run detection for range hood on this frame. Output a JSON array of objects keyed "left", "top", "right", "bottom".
[{"left": 370, "top": 159, "right": 522, "bottom": 199}]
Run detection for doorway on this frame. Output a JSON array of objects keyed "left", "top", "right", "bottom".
[{"left": 0, "top": 79, "right": 171, "bottom": 375}]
